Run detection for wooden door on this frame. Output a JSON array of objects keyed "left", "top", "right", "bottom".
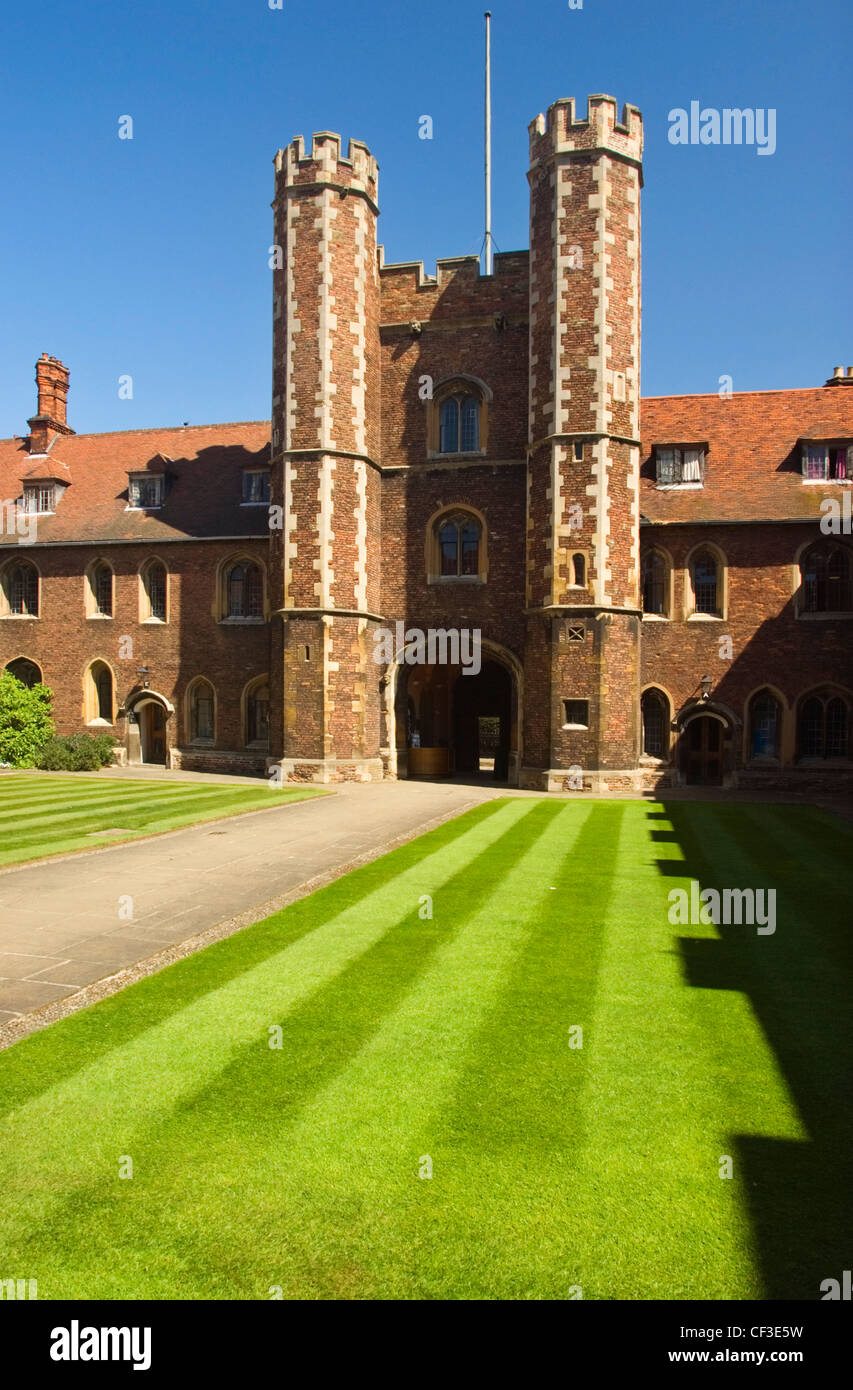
[{"left": 685, "top": 716, "right": 722, "bottom": 785}]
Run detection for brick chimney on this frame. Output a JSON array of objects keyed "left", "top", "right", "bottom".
[
  {"left": 26, "top": 353, "right": 75, "bottom": 452},
  {"left": 824, "top": 365, "right": 853, "bottom": 387}
]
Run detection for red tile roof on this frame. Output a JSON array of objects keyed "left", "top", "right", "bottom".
[
  {"left": 0, "top": 422, "right": 271, "bottom": 547},
  {"left": 639, "top": 388, "right": 853, "bottom": 525},
  {"left": 1, "top": 386, "right": 851, "bottom": 546}
]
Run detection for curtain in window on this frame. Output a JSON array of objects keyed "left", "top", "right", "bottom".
[
  {"left": 656, "top": 449, "right": 676, "bottom": 484},
  {"left": 805, "top": 445, "right": 828, "bottom": 480},
  {"left": 681, "top": 449, "right": 701, "bottom": 481}
]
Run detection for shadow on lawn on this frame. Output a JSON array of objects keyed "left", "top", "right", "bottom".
[{"left": 652, "top": 800, "right": 853, "bottom": 1301}]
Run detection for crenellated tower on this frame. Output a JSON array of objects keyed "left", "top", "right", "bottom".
[
  {"left": 523, "top": 95, "right": 643, "bottom": 790},
  {"left": 269, "top": 132, "right": 383, "bottom": 782}
]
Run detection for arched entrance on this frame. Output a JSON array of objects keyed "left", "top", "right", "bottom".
[
  {"left": 386, "top": 639, "right": 522, "bottom": 785},
  {"left": 126, "top": 693, "right": 171, "bottom": 765}
]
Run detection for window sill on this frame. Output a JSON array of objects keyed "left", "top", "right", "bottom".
[
  {"left": 427, "top": 575, "right": 486, "bottom": 586},
  {"left": 687, "top": 612, "right": 724, "bottom": 621},
  {"left": 797, "top": 610, "right": 853, "bottom": 621},
  {"left": 190, "top": 739, "right": 215, "bottom": 747},
  {"left": 801, "top": 478, "right": 852, "bottom": 485},
  {"left": 87, "top": 613, "right": 114, "bottom": 620},
  {"left": 642, "top": 612, "right": 670, "bottom": 622},
  {"left": 219, "top": 616, "right": 266, "bottom": 625},
  {"left": 426, "top": 450, "right": 486, "bottom": 462},
  {"left": 87, "top": 718, "right": 113, "bottom": 728},
  {"left": 141, "top": 617, "right": 167, "bottom": 625},
  {"left": 125, "top": 506, "right": 163, "bottom": 512},
  {"left": 1, "top": 613, "right": 39, "bottom": 620},
  {"left": 561, "top": 723, "right": 589, "bottom": 731},
  {"left": 655, "top": 482, "right": 703, "bottom": 491}
]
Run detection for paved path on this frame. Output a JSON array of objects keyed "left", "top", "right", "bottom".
[{"left": 0, "top": 778, "right": 494, "bottom": 1038}]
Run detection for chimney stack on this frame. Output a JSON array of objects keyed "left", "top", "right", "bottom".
[
  {"left": 824, "top": 365, "right": 853, "bottom": 387},
  {"left": 27, "top": 353, "right": 75, "bottom": 452}
]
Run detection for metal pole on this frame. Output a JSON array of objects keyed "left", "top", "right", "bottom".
[{"left": 484, "top": 11, "right": 492, "bottom": 275}]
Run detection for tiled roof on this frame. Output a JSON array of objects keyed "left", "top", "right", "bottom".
[
  {"left": 639, "top": 388, "right": 853, "bottom": 525},
  {"left": 1, "top": 387, "right": 851, "bottom": 546},
  {"left": 0, "top": 422, "right": 271, "bottom": 546}
]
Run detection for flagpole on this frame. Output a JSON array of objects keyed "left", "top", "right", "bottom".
[{"left": 484, "top": 11, "right": 493, "bottom": 275}]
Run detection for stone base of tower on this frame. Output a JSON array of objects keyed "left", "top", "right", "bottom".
[
  {"left": 267, "top": 756, "right": 385, "bottom": 785},
  {"left": 519, "top": 765, "right": 676, "bottom": 794}
]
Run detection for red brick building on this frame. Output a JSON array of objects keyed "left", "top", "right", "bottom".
[{"left": 1, "top": 95, "right": 851, "bottom": 791}]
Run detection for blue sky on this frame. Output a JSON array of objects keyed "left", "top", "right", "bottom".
[{"left": 0, "top": 0, "right": 849, "bottom": 437}]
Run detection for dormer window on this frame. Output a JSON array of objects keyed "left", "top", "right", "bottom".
[
  {"left": 801, "top": 442, "right": 851, "bottom": 482},
  {"left": 242, "top": 469, "right": 270, "bottom": 504},
  {"left": 22, "top": 484, "right": 55, "bottom": 514},
  {"left": 655, "top": 446, "right": 705, "bottom": 487},
  {"left": 128, "top": 474, "right": 164, "bottom": 509}
]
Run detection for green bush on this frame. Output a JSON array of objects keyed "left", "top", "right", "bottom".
[
  {"left": 0, "top": 672, "right": 55, "bottom": 767},
  {"left": 36, "top": 732, "right": 116, "bottom": 772}
]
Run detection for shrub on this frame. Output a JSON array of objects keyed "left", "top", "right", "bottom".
[
  {"left": 36, "top": 732, "right": 116, "bottom": 772},
  {"left": 0, "top": 672, "right": 55, "bottom": 767}
]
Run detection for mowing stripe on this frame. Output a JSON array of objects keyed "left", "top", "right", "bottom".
[
  {"left": 0, "top": 797, "right": 538, "bottom": 1248},
  {"left": 566, "top": 801, "right": 806, "bottom": 1299},
  {"left": 0, "top": 786, "right": 273, "bottom": 833},
  {"left": 0, "top": 800, "right": 510, "bottom": 1113},
  {"left": 142, "top": 800, "right": 602, "bottom": 1299},
  {"left": 4, "top": 802, "right": 574, "bottom": 1298},
  {"left": 440, "top": 801, "right": 625, "bottom": 1157}
]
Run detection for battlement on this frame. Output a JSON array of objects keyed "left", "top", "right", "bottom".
[
  {"left": 377, "top": 248, "right": 528, "bottom": 293},
  {"left": 273, "top": 132, "right": 378, "bottom": 205},
  {"left": 528, "top": 94, "right": 643, "bottom": 170}
]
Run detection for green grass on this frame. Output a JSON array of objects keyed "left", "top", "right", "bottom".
[
  {"left": 0, "top": 797, "right": 850, "bottom": 1300},
  {"left": 0, "top": 772, "right": 324, "bottom": 867}
]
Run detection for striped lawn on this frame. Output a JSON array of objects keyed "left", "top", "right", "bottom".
[
  {"left": 0, "top": 798, "right": 849, "bottom": 1300},
  {"left": 0, "top": 773, "right": 324, "bottom": 867}
]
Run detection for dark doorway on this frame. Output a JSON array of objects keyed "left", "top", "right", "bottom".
[
  {"left": 684, "top": 715, "right": 723, "bottom": 785},
  {"left": 4, "top": 657, "right": 42, "bottom": 688},
  {"left": 453, "top": 660, "right": 511, "bottom": 780}
]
